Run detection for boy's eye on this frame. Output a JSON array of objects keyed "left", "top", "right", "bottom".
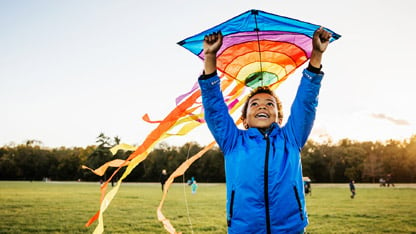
[
  {"left": 250, "top": 102, "right": 258, "bottom": 107},
  {"left": 267, "top": 102, "right": 275, "bottom": 107}
]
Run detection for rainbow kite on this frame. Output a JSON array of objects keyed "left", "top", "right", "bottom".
[
  {"left": 84, "top": 9, "right": 340, "bottom": 234},
  {"left": 179, "top": 9, "right": 340, "bottom": 89}
]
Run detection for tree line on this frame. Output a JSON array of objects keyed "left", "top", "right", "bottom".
[{"left": 1, "top": 134, "right": 415, "bottom": 183}]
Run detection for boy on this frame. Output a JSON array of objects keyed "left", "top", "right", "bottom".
[{"left": 198, "top": 28, "right": 331, "bottom": 233}]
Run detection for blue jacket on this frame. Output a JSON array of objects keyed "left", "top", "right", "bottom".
[{"left": 199, "top": 69, "right": 323, "bottom": 233}]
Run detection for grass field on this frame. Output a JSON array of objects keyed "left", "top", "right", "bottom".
[{"left": 0, "top": 181, "right": 415, "bottom": 233}]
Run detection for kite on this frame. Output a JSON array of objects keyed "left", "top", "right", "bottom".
[
  {"left": 178, "top": 9, "right": 340, "bottom": 89},
  {"left": 83, "top": 9, "right": 340, "bottom": 234}
]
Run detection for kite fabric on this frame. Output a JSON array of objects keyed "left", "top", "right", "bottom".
[
  {"left": 83, "top": 9, "right": 340, "bottom": 234},
  {"left": 178, "top": 9, "right": 341, "bottom": 89}
]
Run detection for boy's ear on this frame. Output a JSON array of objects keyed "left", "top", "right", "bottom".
[{"left": 243, "top": 118, "right": 249, "bottom": 129}]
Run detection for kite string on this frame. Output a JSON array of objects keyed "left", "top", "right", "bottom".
[
  {"left": 182, "top": 144, "right": 194, "bottom": 234},
  {"left": 253, "top": 13, "right": 264, "bottom": 86}
]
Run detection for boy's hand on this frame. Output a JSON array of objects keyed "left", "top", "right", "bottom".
[
  {"left": 203, "top": 32, "right": 223, "bottom": 56},
  {"left": 312, "top": 27, "right": 331, "bottom": 54},
  {"left": 309, "top": 27, "right": 332, "bottom": 68},
  {"left": 203, "top": 32, "right": 223, "bottom": 74}
]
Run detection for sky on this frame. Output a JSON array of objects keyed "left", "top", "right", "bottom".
[{"left": 1, "top": 0, "right": 416, "bottom": 148}]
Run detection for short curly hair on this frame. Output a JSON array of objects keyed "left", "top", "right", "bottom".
[{"left": 240, "top": 86, "right": 283, "bottom": 127}]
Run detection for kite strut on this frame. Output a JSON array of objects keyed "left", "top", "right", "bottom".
[{"left": 252, "top": 9, "right": 264, "bottom": 86}]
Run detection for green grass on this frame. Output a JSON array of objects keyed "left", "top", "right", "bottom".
[
  {"left": 305, "top": 184, "right": 416, "bottom": 233},
  {"left": 0, "top": 182, "right": 415, "bottom": 233}
]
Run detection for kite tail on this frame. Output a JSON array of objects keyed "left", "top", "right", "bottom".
[
  {"left": 85, "top": 85, "right": 204, "bottom": 231},
  {"left": 84, "top": 70, "right": 240, "bottom": 233},
  {"left": 87, "top": 149, "right": 152, "bottom": 233},
  {"left": 81, "top": 159, "right": 129, "bottom": 177},
  {"left": 157, "top": 141, "right": 216, "bottom": 234}
]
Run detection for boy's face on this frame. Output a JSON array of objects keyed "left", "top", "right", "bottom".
[{"left": 243, "top": 93, "right": 278, "bottom": 129}]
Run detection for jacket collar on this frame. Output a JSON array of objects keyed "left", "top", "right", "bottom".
[{"left": 246, "top": 122, "right": 280, "bottom": 138}]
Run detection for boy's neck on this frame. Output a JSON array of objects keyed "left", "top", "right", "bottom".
[{"left": 257, "top": 124, "right": 275, "bottom": 135}]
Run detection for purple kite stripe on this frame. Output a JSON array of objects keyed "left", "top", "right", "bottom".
[{"left": 198, "top": 31, "right": 312, "bottom": 58}]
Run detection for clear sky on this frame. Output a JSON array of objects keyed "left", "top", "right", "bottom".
[{"left": 1, "top": 0, "right": 415, "bottom": 148}]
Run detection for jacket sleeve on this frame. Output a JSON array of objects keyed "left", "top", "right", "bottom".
[
  {"left": 198, "top": 74, "right": 239, "bottom": 153},
  {"left": 284, "top": 68, "right": 323, "bottom": 150}
]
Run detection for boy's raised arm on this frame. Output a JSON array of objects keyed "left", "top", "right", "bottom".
[
  {"left": 203, "top": 32, "right": 223, "bottom": 75},
  {"left": 309, "top": 27, "right": 332, "bottom": 69}
]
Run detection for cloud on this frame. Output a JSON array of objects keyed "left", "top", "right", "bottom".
[{"left": 370, "top": 113, "right": 411, "bottom": 126}]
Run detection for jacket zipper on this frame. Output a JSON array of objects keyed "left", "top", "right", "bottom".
[{"left": 264, "top": 133, "right": 271, "bottom": 234}]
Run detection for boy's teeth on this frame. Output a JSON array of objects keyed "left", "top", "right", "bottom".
[{"left": 256, "top": 113, "right": 268, "bottom": 118}]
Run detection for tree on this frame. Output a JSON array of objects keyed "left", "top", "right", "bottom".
[
  {"left": 1, "top": 135, "right": 415, "bottom": 182},
  {"left": 404, "top": 135, "right": 416, "bottom": 182},
  {"left": 84, "top": 133, "right": 115, "bottom": 181},
  {"left": 0, "top": 147, "right": 18, "bottom": 179},
  {"left": 382, "top": 140, "right": 406, "bottom": 182},
  {"left": 302, "top": 140, "right": 328, "bottom": 182},
  {"left": 361, "top": 142, "right": 384, "bottom": 183}
]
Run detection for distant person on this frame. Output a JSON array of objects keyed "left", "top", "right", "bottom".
[
  {"left": 304, "top": 180, "right": 312, "bottom": 196},
  {"left": 160, "top": 169, "right": 168, "bottom": 191},
  {"left": 191, "top": 178, "right": 198, "bottom": 194},
  {"left": 349, "top": 180, "right": 356, "bottom": 199},
  {"left": 379, "top": 178, "right": 386, "bottom": 187},
  {"left": 187, "top": 176, "right": 196, "bottom": 186},
  {"left": 386, "top": 173, "right": 395, "bottom": 187}
]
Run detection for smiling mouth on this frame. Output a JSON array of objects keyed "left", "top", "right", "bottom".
[{"left": 255, "top": 113, "right": 269, "bottom": 118}]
